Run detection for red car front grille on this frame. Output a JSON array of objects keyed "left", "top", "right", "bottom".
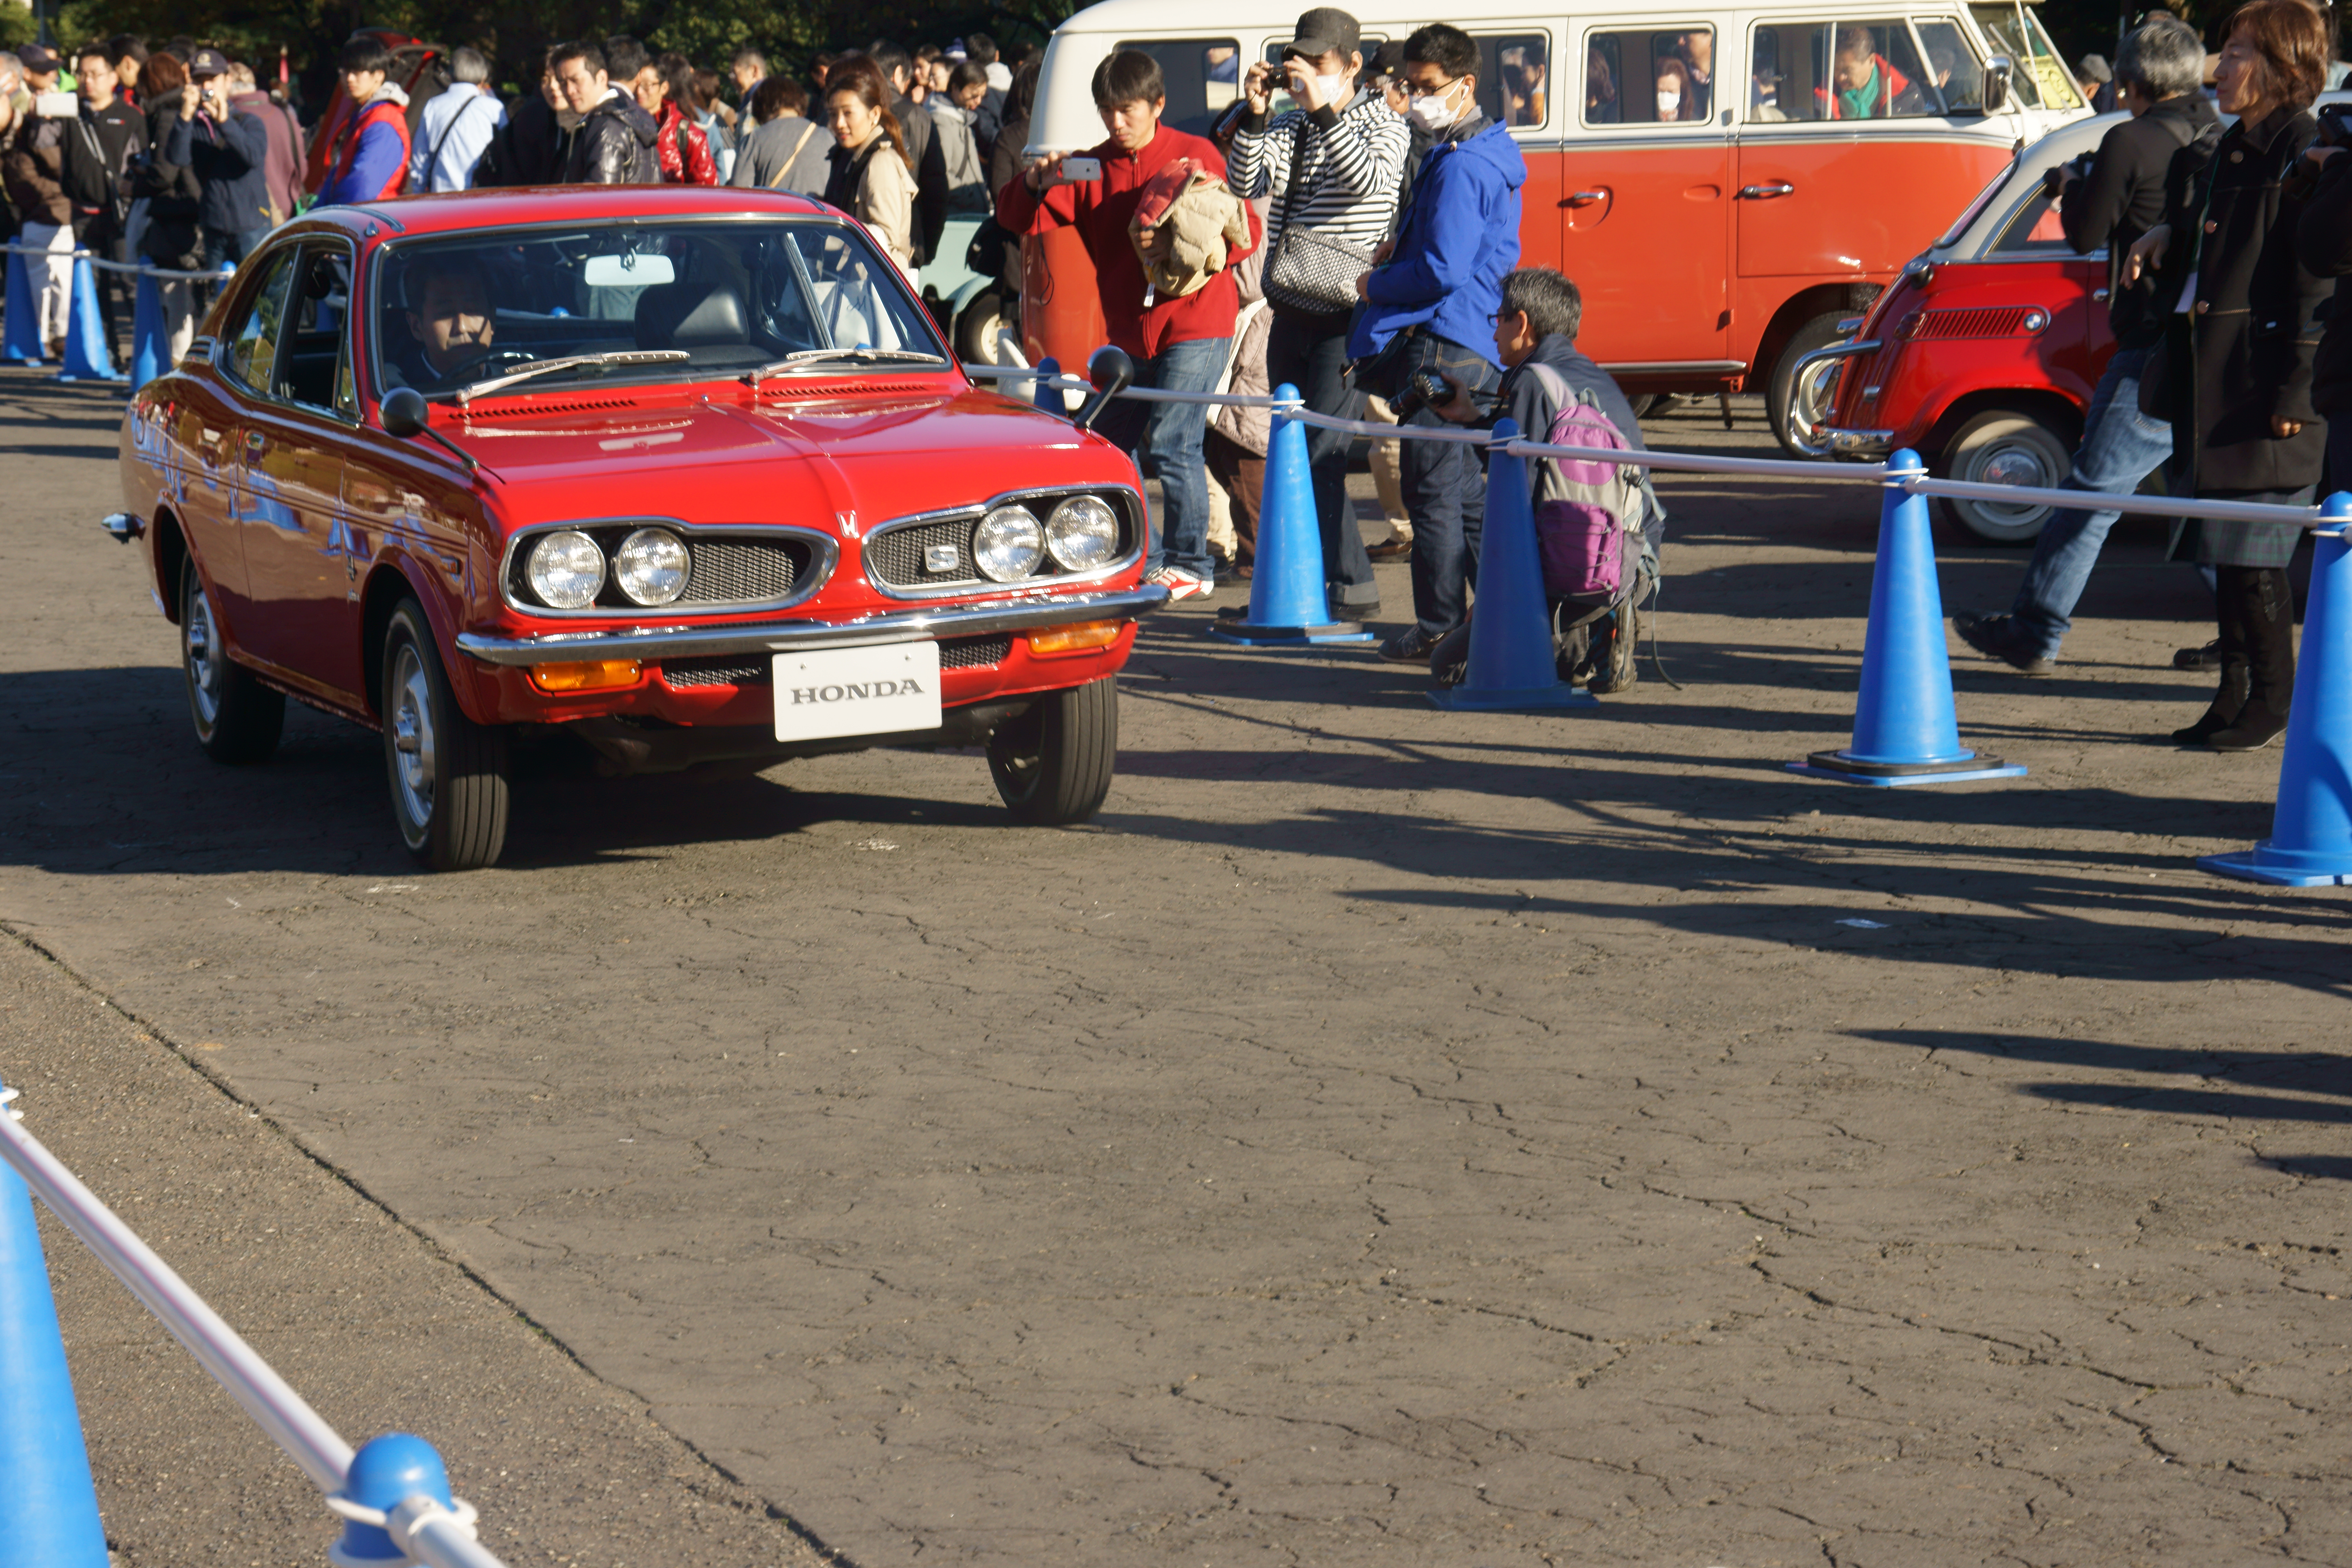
[{"left": 1902, "top": 307, "right": 2032, "bottom": 340}]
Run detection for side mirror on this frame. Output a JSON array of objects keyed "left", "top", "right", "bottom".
[
  {"left": 1983, "top": 54, "right": 2012, "bottom": 113},
  {"left": 379, "top": 385, "right": 429, "bottom": 437},
  {"left": 1073, "top": 345, "right": 1134, "bottom": 433}
]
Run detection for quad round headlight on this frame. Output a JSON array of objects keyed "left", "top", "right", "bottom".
[
  {"left": 613, "top": 527, "right": 690, "bottom": 606},
  {"left": 973, "top": 504, "right": 1045, "bottom": 583},
  {"left": 1045, "top": 495, "right": 1120, "bottom": 572},
  {"left": 527, "top": 530, "right": 605, "bottom": 609}
]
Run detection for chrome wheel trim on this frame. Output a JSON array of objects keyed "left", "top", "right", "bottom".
[
  {"left": 185, "top": 579, "right": 223, "bottom": 728},
  {"left": 389, "top": 643, "right": 437, "bottom": 832},
  {"left": 1964, "top": 437, "right": 2062, "bottom": 529},
  {"left": 1787, "top": 360, "right": 1840, "bottom": 448}
]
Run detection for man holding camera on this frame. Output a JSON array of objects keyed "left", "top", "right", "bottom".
[
  {"left": 163, "top": 49, "right": 271, "bottom": 271},
  {"left": 1952, "top": 14, "right": 2217, "bottom": 674}
]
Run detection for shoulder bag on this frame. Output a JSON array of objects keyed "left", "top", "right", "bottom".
[{"left": 1261, "top": 117, "right": 1373, "bottom": 315}]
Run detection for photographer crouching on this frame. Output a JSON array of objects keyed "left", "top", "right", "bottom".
[{"left": 1952, "top": 14, "right": 2218, "bottom": 677}]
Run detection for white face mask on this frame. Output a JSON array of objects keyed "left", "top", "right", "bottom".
[
  {"left": 1313, "top": 71, "right": 1349, "bottom": 105},
  {"left": 1405, "top": 78, "right": 1465, "bottom": 132},
  {"left": 1656, "top": 90, "right": 1682, "bottom": 116}
]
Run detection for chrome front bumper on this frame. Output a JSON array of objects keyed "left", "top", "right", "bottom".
[
  {"left": 453, "top": 584, "right": 1171, "bottom": 668},
  {"left": 1819, "top": 427, "right": 1896, "bottom": 458},
  {"left": 1785, "top": 338, "right": 1882, "bottom": 459}
]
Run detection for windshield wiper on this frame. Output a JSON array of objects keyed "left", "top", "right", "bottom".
[
  {"left": 742, "top": 348, "right": 947, "bottom": 385},
  {"left": 449, "top": 349, "right": 691, "bottom": 407}
]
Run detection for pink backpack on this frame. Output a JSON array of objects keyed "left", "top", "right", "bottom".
[{"left": 1523, "top": 362, "right": 1643, "bottom": 601}]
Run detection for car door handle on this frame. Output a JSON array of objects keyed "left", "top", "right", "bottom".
[
  {"left": 1738, "top": 183, "right": 1796, "bottom": 199},
  {"left": 1563, "top": 189, "right": 1608, "bottom": 207}
]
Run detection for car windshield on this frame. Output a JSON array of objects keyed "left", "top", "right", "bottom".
[{"left": 373, "top": 218, "right": 947, "bottom": 401}]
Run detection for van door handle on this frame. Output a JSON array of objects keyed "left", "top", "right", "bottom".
[
  {"left": 1738, "top": 183, "right": 1796, "bottom": 199},
  {"left": 1563, "top": 189, "right": 1608, "bottom": 207}
]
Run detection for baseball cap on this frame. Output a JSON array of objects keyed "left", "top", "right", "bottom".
[
  {"left": 17, "top": 44, "right": 60, "bottom": 74},
  {"left": 2078, "top": 52, "right": 2112, "bottom": 83},
  {"left": 1282, "top": 7, "right": 1361, "bottom": 62},
  {"left": 189, "top": 47, "right": 230, "bottom": 81}
]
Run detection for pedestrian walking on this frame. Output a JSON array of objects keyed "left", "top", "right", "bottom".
[
  {"left": 1228, "top": 7, "right": 1411, "bottom": 621},
  {"left": 408, "top": 45, "right": 503, "bottom": 192},
  {"left": 1953, "top": 15, "right": 2219, "bottom": 675},
  {"left": 487, "top": 56, "right": 571, "bottom": 187}
]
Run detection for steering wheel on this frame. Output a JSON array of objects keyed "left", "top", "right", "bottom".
[{"left": 450, "top": 347, "right": 539, "bottom": 378}]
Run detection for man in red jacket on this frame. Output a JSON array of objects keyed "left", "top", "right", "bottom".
[
  {"left": 319, "top": 37, "right": 410, "bottom": 205},
  {"left": 996, "top": 49, "right": 1259, "bottom": 599}
]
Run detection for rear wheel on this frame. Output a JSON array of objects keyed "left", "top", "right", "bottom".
[
  {"left": 381, "top": 598, "right": 511, "bottom": 870},
  {"left": 987, "top": 679, "right": 1117, "bottom": 825},
  {"left": 956, "top": 290, "right": 1010, "bottom": 365},
  {"left": 180, "top": 559, "right": 283, "bottom": 764},
  {"left": 1769, "top": 310, "right": 1852, "bottom": 459},
  {"left": 1936, "top": 409, "right": 2074, "bottom": 544}
]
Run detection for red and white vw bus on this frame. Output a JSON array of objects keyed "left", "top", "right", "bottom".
[{"left": 1016, "top": 0, "right": 2088, "bottom": 453}]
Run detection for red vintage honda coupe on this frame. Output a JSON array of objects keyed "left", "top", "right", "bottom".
[{"left": 111, "top": 187, "right": 1161, "bottom": 870}]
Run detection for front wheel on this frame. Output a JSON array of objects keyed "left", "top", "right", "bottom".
[
  {"left": 987, "top": 679, "right": 1117, "bottom": 825},
  {"left": 1936, "top": 409, "right": 2074, "bottom": 544},
  {"left": 1769, "top": 310, "right": 1853, "bottom": 459},
  {"left": 180, "top": 559, "right": 283, "bottom": 764},
  {"left": 381, "top": 598, "right": 511, "bottom": 870}
]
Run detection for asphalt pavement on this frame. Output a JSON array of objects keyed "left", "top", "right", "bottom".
[{"left": 4, "top": 364, "right": 2349, "bottom": 1568}]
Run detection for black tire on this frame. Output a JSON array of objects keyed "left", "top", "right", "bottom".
[
  {"left": 381, "top": 598, "right": 511, "bottom": 870},
  {"left": 1769, "top": 310, "right": 1853, "bottom": 459},
  {"left": 987, "top": 679, "right": 1117, "bottom": 825},
  {"left": 1936, "top": 409, "right": 2074, "bottom": 544},
  {"left": 956, "top": 290, "right": 1009, "bottom": 364},
  {"left": 180, "top": 559, "right": 283, "bottom": 764}
]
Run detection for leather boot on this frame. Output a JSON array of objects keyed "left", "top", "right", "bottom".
[
  {"left": 2174, "top": 568, "right": 2252, "bottom": 744},
  {"left": 2210, "top": 566, "right": 2296, "bottom": 751}
]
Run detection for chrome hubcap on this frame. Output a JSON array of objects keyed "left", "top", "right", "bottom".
[
  {"left": 390, "top": 645, "right": 436, "bottom": 828},
  {"left": 1973, "top": 441, "right": 2059, "bottom": 524},
  {"left": 185, "top": 583, "right": 222, "bottom": 726}
]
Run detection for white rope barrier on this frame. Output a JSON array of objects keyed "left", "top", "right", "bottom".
[
  {"left": 2, "top": 240, "right": 233, "bottom": 283},
  {"left": 0, "top": 1086, "right": 510, "bottom": 1568}
]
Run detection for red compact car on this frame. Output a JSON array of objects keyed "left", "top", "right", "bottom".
[{"left": 111, "top": 187, "right": 1164, "bottom": 870}]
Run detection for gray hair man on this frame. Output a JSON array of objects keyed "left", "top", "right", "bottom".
[
  {"left": 1952, "top": 13, "right": 2220, "bottom": 678},
  {"left": 408, "top": 46, "right": 506, "bottom": 192}
]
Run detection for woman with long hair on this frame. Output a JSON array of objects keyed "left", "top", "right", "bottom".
[
  {"left": 2129, "top": 0, "right": 2332, "bottom": 750},
  {"left": 1654, "top": 55, "right": 1696, "bottom": 121},
  {"left": 822, "top": 55, "right": 917, "bottom": 278}
]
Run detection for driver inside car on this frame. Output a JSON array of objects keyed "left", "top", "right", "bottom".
[{"left": 384, "top": 257, "right": 498, "bottom": 391}]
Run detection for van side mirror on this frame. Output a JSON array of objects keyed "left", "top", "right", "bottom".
[
  {"left": 1074, "top": 345, "right": 1134, "bottom": 433},
  {"left": 1984, "top": 55, "right": 2013, "bottom": 113}
]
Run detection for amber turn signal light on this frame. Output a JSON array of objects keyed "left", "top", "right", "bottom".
[
  {"left": 1025, "top": 619, "right": 1123, "bottom": 657},
  {"left": 528, "top": 659, "right": 642, "bottom": 693}
]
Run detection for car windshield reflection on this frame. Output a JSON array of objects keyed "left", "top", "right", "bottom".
[{"left": 375, "top": 219, "right": 949, "bottom": 401}]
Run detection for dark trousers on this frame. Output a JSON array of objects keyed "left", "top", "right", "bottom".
[
  {"left": 1205, "top": 428, "right": 1264, "bottom": 563},
  {"left": 1392, "top": 333, "right": 1503, "bottom": 635},
  {"left": 2214, "top": 564, "right": 2296, "bottom": 717},
  {"left": 1266, "top": 309, "right": 1377, "bottom": 609}
]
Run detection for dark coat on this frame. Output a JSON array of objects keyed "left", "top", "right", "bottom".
[
  {"left": 3, "top": 115, "right": 71, "bottom": 227},
  {"left": 2148, "top": 105, "right": 2331, "bottom": 527},
  {"left": 890, "top": 94, "right": 948, "bottom": 264},
  {"left": 2296, "top": 149, "right": 2352, "bottom": 417},
  {"left": 162, "top": 108, "right": 273, "bottom": 237},
  {"left": 564, "top": 90, "right": 658, "bottom": 185},
  {"left": 63, "top": 93, "right": 145, "bottom": 240},
  {"left": 2060, "top": 92, "right": 2217, "bottom": 348}
]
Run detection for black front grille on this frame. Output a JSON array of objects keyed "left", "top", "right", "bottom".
[
  {"left": 684, "top": 539, "right": 798, "bottom": 605},
  {"left": 661, "top": 655, "right": 772, "bottom": 688},
  {"left": 866, "top": 519, "right": 973, "bottom": 588},
  {"left": 938, "top": 633, "right": 1012, "bottom": 669}
]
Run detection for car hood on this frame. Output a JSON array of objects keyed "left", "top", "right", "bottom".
[{"left": 437, "top": 384, "right": 1107, "bottom": 526}]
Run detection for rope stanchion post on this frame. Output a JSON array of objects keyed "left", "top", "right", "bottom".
[
  {"left": 1428, "top": 417, "right": 1595, "bottom": 710},
  {"left": 1033, "top": 355, "right": 1062, "bottom": 415},
  {"left": 1210, "top": 384, "right": 1375, "bottom": 646},
  {"left": 1789, "top": 448, "right": 2025, "bottom": 785},
  {"left": 56, "top": 255, "right": 125, "bottom": 384},
  {"left": 3, "top": 247, "right": 46, "bottom": 365},
  {"left": 2201, "top": 492, "right": 2352, "bottom": 885},
  {"left": 0, "top": 1087, "right": 112, "bottom": 1568},
  {"left": 130, "top": 269, "right": 168, "bottom": 388}
]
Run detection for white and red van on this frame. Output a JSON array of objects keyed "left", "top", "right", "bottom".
[{"left": 1016, "top": 0, "right": 2089, "bottom": 452}]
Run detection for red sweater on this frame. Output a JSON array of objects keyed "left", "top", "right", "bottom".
[{"left": 994, "top": 124, "right": 1258, "bottom": 360}]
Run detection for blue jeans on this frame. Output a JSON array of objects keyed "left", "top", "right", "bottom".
[
  {"left": 1093, "top": 334, "right": 1227, "bottom": 581},
  {"left": 2007, "top": 346, "right": 2175, "bottom": 657},
  {"left": 1392, "top": 333, "right": 1502, "bottom": 636}
]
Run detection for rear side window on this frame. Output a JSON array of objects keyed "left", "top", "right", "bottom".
[
  {"left": 277, "top": 245, "right": 357, "bottom": 418},
  {"left": 1583, "top": 27, "right": 1718, "bottom": 126},
  {"left": 1751, "top": 20, "right": 1954, "bottom": 120},
  {"left": 1114, "top": 38, "right": 1242, "bottom": 136},
  {"left": 221, "top": 248, "right": 298, "bottom": 394}
]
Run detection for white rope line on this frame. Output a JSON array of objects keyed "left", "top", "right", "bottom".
[{"left": 3, "top": 241, "right": 233, "bottom": 281}]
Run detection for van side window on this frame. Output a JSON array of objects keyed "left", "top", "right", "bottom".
[
  {"left": 1115, "top": 38, "right": 1243, "bottom": 136},
  {"left": 1582, "top": 27, "right": 1717, "bottom": 126},
  {"left": 1480, "top": 34, "right": 1550, "bottom": 129},
  {"left": 1753, "top": 20, "right": 1947, "bottom": 120},
  {"left": 1913, "top": 19, "right": 1984, "bottom": 110}
]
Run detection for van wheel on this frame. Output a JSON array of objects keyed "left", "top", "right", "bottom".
[
  {"left": 956, "top": 291, "right": 1009, "bottom": 364},
  {"left": 987, "top": 679, "right": 1117, "bottom": 825},
  {"left": 1936, "top": 410, "right": 2074, "bottom": 544},
  {"left": 1769, "top": 310, "right": 1852, "bottom": 459},
  {"left": 382, "top": 598, "right": 511, "bottom": 870},
  {"left": 180, "top": 559, "right": 283, "bottom": 764}
]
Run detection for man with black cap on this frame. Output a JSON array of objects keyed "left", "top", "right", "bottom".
[
  {"left": 1229, "top": 7, "right": 1411, "bottom": 622},
  {"left": 163, "top": 48, "right": 272, "bottom": 269}
]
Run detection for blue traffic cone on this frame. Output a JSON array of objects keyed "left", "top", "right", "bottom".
[
  {"left": 2201, "top": 495, "right": 2352, "bottom": 885},
  {"left": 1428, "top": 418, "right": 1594, "bottom": 708},
  {"left": 3, "top": 249, "right": 44, "bottom": 364},
  {"left": 1033, "top": 355, "right": 1062, "bottom": 414},
  {"left": 1789, "top": 449, "right": 2025, "bottom": 784},
  {"left": 0, "top": 1093, "right": 112, "bottom": 1568},
  {"left": 1210, "top": 386, "right": 1376, "bottom": 646},
  {"left": 330, "top": 1433, "right": 454, "bottom": 1566},
  {"left": 55, "top": 257, "right": 124, "bottom": 384},
  {"left": 129, "top": 270, "right": 167, "bottom": 388}
]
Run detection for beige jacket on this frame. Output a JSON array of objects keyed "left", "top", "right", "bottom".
[
  {"left": 1130, "top": 169, "right": 1251, "bottom": 300},
  {"left": 851, "top": 142, "right": 918, "bottom": 279}
]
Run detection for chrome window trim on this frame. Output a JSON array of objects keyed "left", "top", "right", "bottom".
[
  {"left": 497, "top": 518, "right": 839, "bottom": 618},
  {"left": 862, "top": 485, "right": 1147, "bottom": 601}
]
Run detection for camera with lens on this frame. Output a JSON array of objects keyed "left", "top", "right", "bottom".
[
  {"left": 2284, "top": 107, "right": 2352, "bottom": 200},
  {"left": 1391, "top": 369, "right": 1453, "bottom": 419},
  {"left": 2041, "top": 154, "right": 2093, "bottom": 200}
]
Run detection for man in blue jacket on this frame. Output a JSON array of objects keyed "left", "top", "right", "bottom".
[
  {"left": 1350, "top": 22, "right": 1524, "bottom": 663},
  {"left": 163, "top": 49, "right": 272, "bottom": 268}
]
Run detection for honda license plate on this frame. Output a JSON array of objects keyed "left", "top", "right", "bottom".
[{"left": 772, "top": 641, "right": 943, "bottom": 742}]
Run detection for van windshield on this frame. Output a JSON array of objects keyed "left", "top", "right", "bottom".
[
  {"left": 1969, "top": 2, "right": 2082, "bottom": 110},
  {"left": 1934, "top": 151, "right": 2020, "bottom": 249}
]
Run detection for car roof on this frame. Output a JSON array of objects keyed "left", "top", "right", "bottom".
[{"left": 299, "top": 185, "right": 839, "bottom": 242}]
